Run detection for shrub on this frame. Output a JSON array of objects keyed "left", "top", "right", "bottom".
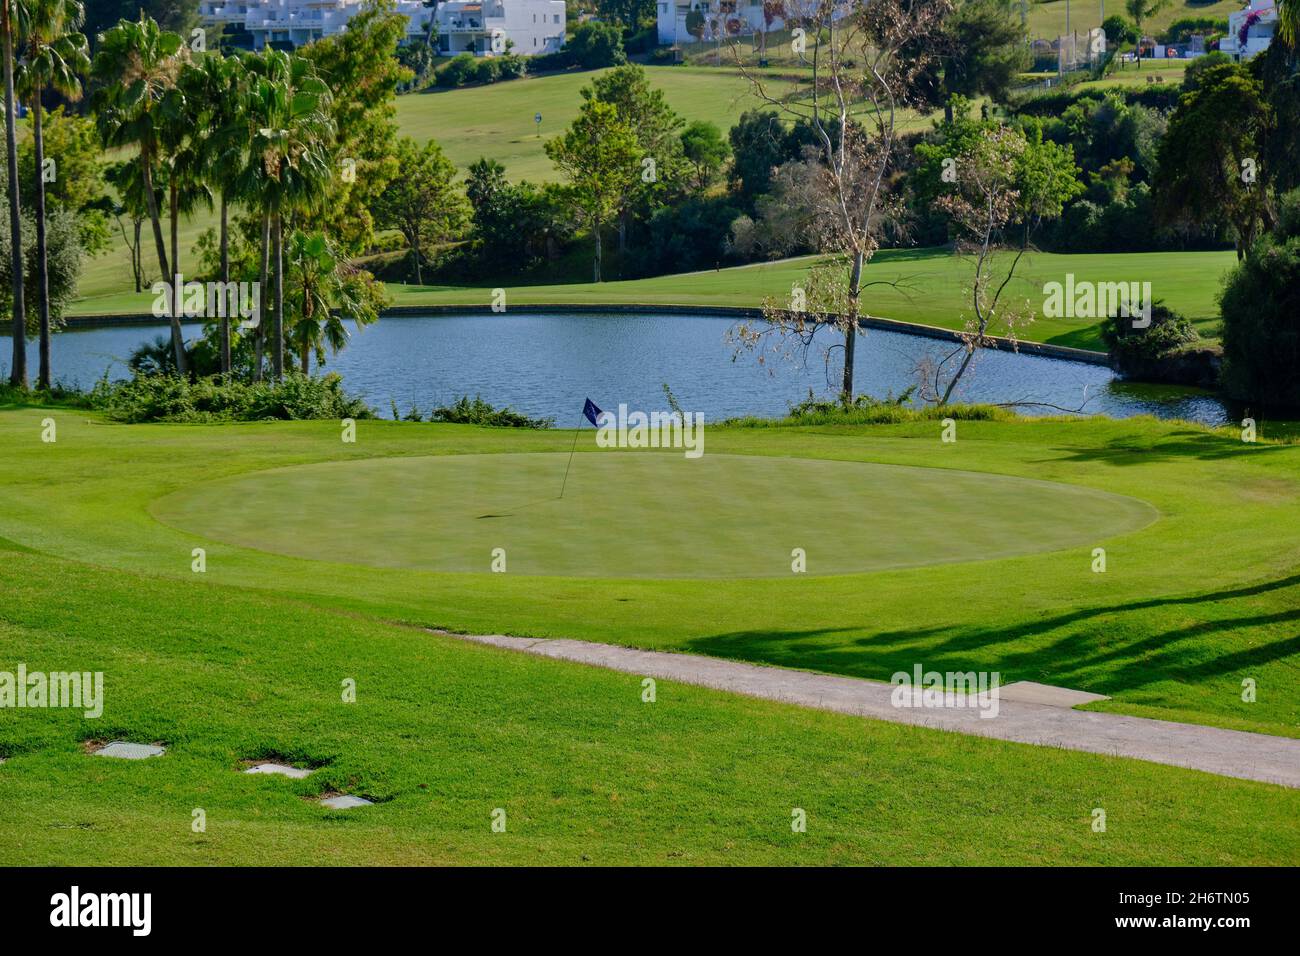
[
  {"left": 1101, "top": 301, "right": 1199, "bottom": 366},
  {"left": 1219, "top": 234, "right": 1300, "bottom": 410},
  {"left": 88, "top": 372, "right": 376, "bottom": 423},
  {"left": 496, "top": 53, "right": 527, "bottom": 80},
  {"left": 429, "top": 395, "right": 554, "bottom": 428},
  {"left": 473, "top": 56, "right": 503, "bottom": 84},
  {"left": 436, "top": 53, "right": 478, "bottom": 87},
  {"left": 567, "top": 21, "right": 625, "bottom": 69},
  {"left": 1163, "top": 17, "right": 1228, "bottom": 44},
  {"left": 723, "top": 393, "right": 1010, "bottom": 428}
]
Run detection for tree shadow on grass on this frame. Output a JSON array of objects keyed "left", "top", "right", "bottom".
[
  {"left": 1039, "top": 432, "right": 1298, "bottom": 466},
  {"left": 685, "top": 573, "right": 1300, "bottom": 700}
]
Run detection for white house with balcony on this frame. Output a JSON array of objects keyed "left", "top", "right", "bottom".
[
  {"left": 656, "top": 1, "right": 852, "bottom": 46},
  {"left": 657, "top": 1, "right": 777, "bottom": 45},
  {"left": 1221, "top": 0, "right": 1278, "bottom": 59},
  {"left": 198, "top": 1, "right": 434, "bottom": 50},
  {"left": 434, "top": 0, "right": 566, "bottom": 56}
]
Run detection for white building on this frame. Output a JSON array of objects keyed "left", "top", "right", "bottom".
[
  {"left": 657, "top": 1, "right": 782, "bottom": 46},
  {"left": 1222, "top": 0, "right": 1278, "bottom": 59},
  {"left": 658, "top": 0, "right": 857, "bottom": 46},
  {"left": 434, "top": 0, "right": 566, "bottom": 56},
  {"left": 199, "top": 1, "right": 434, "bottom": 48}
]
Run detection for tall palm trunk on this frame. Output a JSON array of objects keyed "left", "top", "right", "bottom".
[
  {"left": 3, "top": 2, "right": 26, "bottom": 388},
  {"left": 132, "top": 219, "right": 142, "bottom": 291},
  {"left": 272, "top": 213, "right": 284, "bottom": 380},
  {"left": 33, "top": 98, "right": 53, "bottom": 390},
  {"left": 167, "top": 174, "right": 187, "bottom": 374},
  {"left": 140, "top": 144, "right": 169, "bottom": 288},
  {"left": 301, "top": 274, "right": 313, "bottom": 374},
  {"left": 254, "top": 210, "right": 269, "bottom": 382},
  {"left": 219, "top": 194, "right": 230, "bottom": 375}
]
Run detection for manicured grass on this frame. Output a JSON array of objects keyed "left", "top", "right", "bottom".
[
  {"left": 1, "top": 406, "right": 1297, "bottom": 741},
  {"left": 395, "top": 65, "right": 817, "bottom": 183},
  {"left": 1, "top": 404, "right": 1298, "bottom": 864},
  {"left": 68, "top": 246, "right": 1237, "bottom": 352},
  {"left": 151, "top": 450, "right": 1156, "bottom": 578},
  {"left": 1025, "top": 0, "right": 1239, "bottom": 41},
  {"left": 3, "top": 540, "right": 1296, "bottom": 865}
]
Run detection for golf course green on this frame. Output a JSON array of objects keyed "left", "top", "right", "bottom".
[
  {"left": 152, "top": 451, "right": 1157, "bottom": 577},
  {"left": 1, "top": 403, "right": 1298, "bottom": 864}
]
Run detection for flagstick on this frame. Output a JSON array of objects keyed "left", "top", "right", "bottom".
[{"left": 558, "top": 414, "right": 583, "bottom": 500}]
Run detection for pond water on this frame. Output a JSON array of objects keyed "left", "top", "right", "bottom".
[{"left": 18, "top": 311, "right": 1230, "bottom": 426}]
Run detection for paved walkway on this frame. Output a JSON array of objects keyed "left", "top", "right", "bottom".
[{"left": 440, "top": 632, "right": 1300, "bottom": 788}]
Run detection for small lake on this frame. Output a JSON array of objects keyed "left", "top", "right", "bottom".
[{"left": 16, "top": 312, "right": 1229, "bottom": 426}]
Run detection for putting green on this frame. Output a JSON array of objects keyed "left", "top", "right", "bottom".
[{"left": 151, "top": 452, "right": 1158, "bottom": 578}]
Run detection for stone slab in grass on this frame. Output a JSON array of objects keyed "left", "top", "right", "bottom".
[
  {"left": 93, "top": 741, "right": 166, "bottom": 760},
  {"left": 319, "top": 795, "right": 373, "bottom": 810},
  {"left": 998, "top": 681, "right": 1110, "bottom": 708},
  {"left": 245, "top": 762, "right": 313, "bottom": 779}
]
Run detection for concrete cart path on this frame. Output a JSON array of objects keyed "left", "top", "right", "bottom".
[{"left": 439, "top": 631, "right": 1300, "bottom": 789}]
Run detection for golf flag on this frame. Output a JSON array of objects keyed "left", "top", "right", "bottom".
[{"left": 561, "top": 399, "right": 602, "bottom": 499}]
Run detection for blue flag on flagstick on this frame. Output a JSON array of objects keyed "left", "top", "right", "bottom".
[{"left": 583, "top": 398, "right": 604, "bottom": 427}]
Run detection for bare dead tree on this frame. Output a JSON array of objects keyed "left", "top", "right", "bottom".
[{"left": 728, "top": 0, "right": 953, "bottom": 403}]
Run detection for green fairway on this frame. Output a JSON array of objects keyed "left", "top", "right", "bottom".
[
  {"left": 2, "top": 401, "right": 1299, "bottom": 864},
  {"left": 396, "top": 65, "right": 811, "bottom": 183},
  {"left": 70, "top": 246, "right": 1237, "bottom": 352},
  {"left": 1025, "top": 0, "right": 1239, "bottom": 41},
  {"left": 152, "top": 451, "right": 1157, "bottom": 578}
]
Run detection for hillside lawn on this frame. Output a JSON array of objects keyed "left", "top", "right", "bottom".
[
  {"left": 69, "top": 246, "right": 1235, "bottom": 353},
  {"left": 1024, "top": 0, "right": 1240, "bottom": 41},
  {"left": 0, "top": 403, "right": 1298, "bottom": 864}
]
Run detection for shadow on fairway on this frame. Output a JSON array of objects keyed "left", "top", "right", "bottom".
[
  {"left": 1044, "top": 432, "right": 1299, "bottom": 465},
  {"left": 684, "top": 573, "right": 1300, "bottom": 706}
]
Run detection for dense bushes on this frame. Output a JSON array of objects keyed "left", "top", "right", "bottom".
[
  {"left": 1163, "top": 17, "right": 1229, "bottom": 44},
  {"left": 436, "top": 51, "right": 527, "bottom": 87},
  {"left": 1101, "top": 302, "right": 1200, "bottom": 366},
  {"left": 566, "top": 21, "right": 626, "bottom": 69},
  {"left": 1219, "top": 233, "right": 1300, "bottom": 410},
  {"left": 89, "top": 372, "right": 375, "bottom": 423},
  {"left": 429, "top": 395, "right": 553, "bottom": 428},
  {"left": 639, "top": 195, "right": 741, "bottom": 275}
]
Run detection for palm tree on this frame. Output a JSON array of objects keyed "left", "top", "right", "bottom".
[
  {"left": 1281, "top": 0, "right": 1298, "bottom": 47},
  {"left": 91, "top": 14, "right": 188, "bottom": 372},
  {"left": 16, "top": 0, "right": 89, "bottom": 390},
  {"left": 286, "top": 230, "right": 379, "bottom": 374},
  {"left": 243, "top": 50, "right": 334, "bottom": 381},
  {"left": 157, "top": 83, "right": 212, "bottom": 354},
  {"left": 183, "top": 52, "right": 246, "bottom": 375},
  {"left": 2, "top": 0, "right": 27, "bottom": 387}
]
